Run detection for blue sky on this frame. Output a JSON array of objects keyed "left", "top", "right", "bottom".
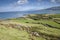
[{"left": 0, "top": 0, "right": 60, "bottom": 12}]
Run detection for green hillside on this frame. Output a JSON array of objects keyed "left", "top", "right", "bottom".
[{"left": 0, "top": 14, "right": 60, "bottom": 40}]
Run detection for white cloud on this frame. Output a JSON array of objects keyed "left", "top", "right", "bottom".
[
  {"left": 9, "top": 0, "right": 28, "bottom": 7},
  {"left": 17, "top": 0, "right": 28, "bottom": 5},
  {"left": 37, "top": 0, "right": 42, "bottom": 2},
  {"left": 51, "top": 0, "right": 60, "bottom": 3},
  {"left": 51, "top": 0, "right": 56, "bottom": 3}
]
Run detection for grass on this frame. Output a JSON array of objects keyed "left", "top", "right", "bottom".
[
  {"left": 0, "top": 14, "right": 60, "bottom": 40},
  {"left": 10, "top": 17, "right": 35, "bottom": 23},
  {"left": 38, "top": 20, "right": 60, "bottom": 29},
  {"left": 0, "top": 25, "right": 30, "bottom": 40}
]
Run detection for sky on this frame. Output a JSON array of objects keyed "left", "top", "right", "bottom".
[{"left": 0, "top": 0, "right": 60, "bottom": 12}]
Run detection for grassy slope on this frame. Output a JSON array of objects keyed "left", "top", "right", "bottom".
[
  {"left": 0, "top": 14, "right": 60, "bottom": 40},
  {"left": 0, "top": 25, "right": 46, "bottom": 40},
  {"left": 0, "top": 25, "right": 30, "bottom": 40}
]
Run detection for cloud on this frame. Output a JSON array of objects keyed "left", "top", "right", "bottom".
[
  {"left": 56, "top": 0, "right": 60, "bottom": 3},
  {"left": 51, "top": 0, "right": 60, "bottom": 3},
  {"left": 9, "top": 0, "right": 28, "bottom": 7},
  {"left": 51, "top": 0, "right": 56, "bottom": 3},
  {"left": 37, "top": 0, "right": 42, "bottom": 2},
  {"left": 17, "top": 0, "right": 28, "bottom": 5}
]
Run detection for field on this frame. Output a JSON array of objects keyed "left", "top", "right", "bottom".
[{"left": 0, "top": 14, "right": 60, "bottom": 40}]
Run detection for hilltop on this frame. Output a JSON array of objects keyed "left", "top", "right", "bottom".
[{"left": 0, "top": 14, "right": 60, "bottom": 40}]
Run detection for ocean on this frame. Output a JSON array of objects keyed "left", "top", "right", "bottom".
[
  {"left": 0, "top": 12, "right": 28, "bottom": 19},
  {"left": 0, "top": 10, "right": 60, "bottom": 19},
  {"left": 0, "top": 11, "right": 43, "bottom": 19}
]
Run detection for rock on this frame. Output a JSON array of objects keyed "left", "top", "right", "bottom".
[{"left": 31, "top": 32, "right": 40, "bottom": 37}]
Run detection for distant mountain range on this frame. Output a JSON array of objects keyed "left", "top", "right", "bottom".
[
  {"left": 25, "top": 6, "right": 60, "bottom": 14},
  {"left": 1, "top": 6, "right": 60, "bottom": 14},
  {"left": 15, "top": 6, "right": 60, "bottom": 14}
]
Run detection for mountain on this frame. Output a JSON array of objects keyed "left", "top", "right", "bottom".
[
  {"left": 22, "top": 6, "right": 60, "bottom": 14},
  {"left": 34, "top": 6, "right": 60, "bottom": 14},
  {"left": 47, "top": 6, "right": 60, "bottom": 10}
]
